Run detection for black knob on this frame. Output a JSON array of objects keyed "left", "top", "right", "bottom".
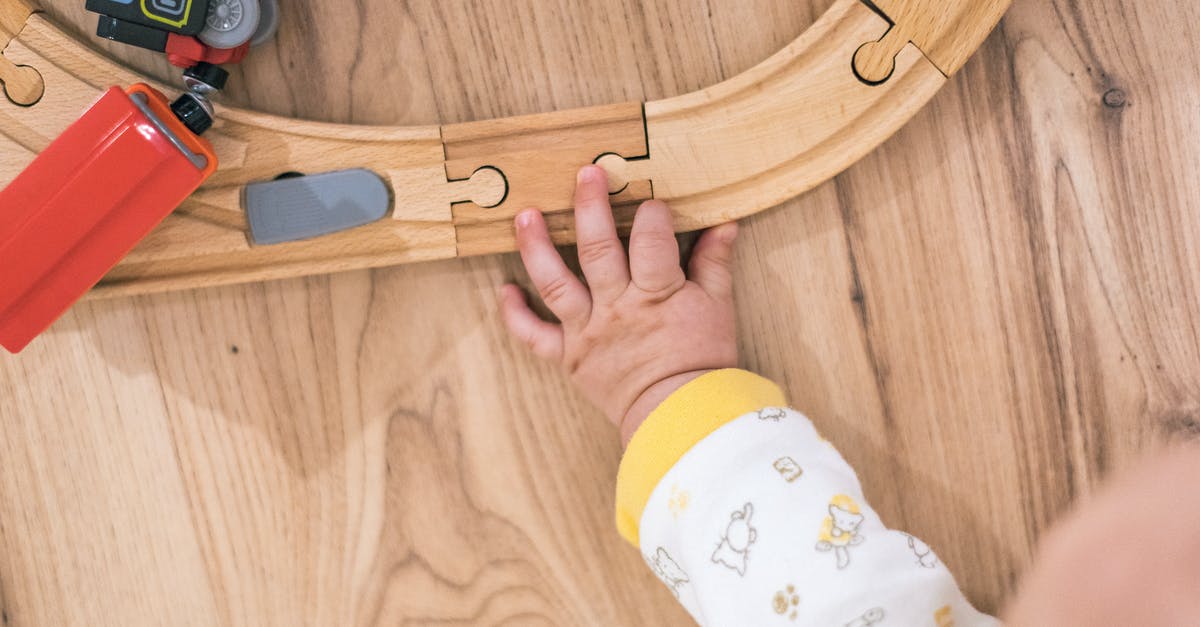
[
  {"left": 170, "top": 93, "right": 214, "bottom": 136},
  {"left": 183, "top": 62, "right": 229, "bottom": 92}
]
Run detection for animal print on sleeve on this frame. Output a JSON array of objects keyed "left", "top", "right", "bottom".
[
  {"left": 815, "top": 494, "right": 866, "bottom": 569},
  {"left": 634, "top": 402, "right": 999, "bottom": 626},
  {"left": 712, "top": 503, "right": 758, "bottom": 576}
]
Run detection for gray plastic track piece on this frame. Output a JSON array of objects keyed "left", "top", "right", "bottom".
[{"left": 245, "top": 169, "right": 391, "bottom": 246}]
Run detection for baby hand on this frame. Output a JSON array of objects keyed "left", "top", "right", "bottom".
[{"left": 499, "top": 165, "right": 739, "bottom": 444}]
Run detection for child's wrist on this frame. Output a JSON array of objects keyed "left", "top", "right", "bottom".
[{"left": 619, "top": 369, "right": 717, "bottom": 446}]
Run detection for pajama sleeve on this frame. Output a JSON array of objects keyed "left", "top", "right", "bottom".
[{"left": 615, "top": 369, "right": 998, "bottom": 626}]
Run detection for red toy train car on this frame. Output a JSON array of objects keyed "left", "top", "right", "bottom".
[{"left": 0, "top": 84, "right": 217, "bottom": 353}]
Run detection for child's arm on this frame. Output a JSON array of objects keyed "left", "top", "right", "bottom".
[{"left": 499, "top": 165, "right": 996, "bottom": 625}]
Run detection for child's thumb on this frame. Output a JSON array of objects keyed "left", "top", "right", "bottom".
[{"left": 688, "top": 222, "right": 739, "bottom": 299}]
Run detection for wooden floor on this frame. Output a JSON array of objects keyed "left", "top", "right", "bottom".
[{"left": 2, "top": 0, "right": 1197, "bottom": 624}]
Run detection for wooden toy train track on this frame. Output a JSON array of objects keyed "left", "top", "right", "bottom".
[{"left": 0, "top": 0, "right": 1009, "bottom": 299}]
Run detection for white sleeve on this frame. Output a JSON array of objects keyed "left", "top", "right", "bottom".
[{"left": 637, "top": 407, "right": 999, "bottom": 627}]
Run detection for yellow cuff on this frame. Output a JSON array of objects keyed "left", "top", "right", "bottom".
[{"left": 614, "top": 369, "right": 786, "bottom": 545}]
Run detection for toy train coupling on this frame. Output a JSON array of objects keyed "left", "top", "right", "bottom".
[{"left": 0, "top": 1, "right": 279, "bottom": 353}]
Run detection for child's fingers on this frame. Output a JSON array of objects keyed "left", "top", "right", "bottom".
[
  {"left": 498, "top": 285, "right": 564, "bottom": 361},
  {"left": 573, "top": 165, "right": 630, "bottom": 302},
  {"left": 515, "top": 209, "right": 591, "bottom": 326},
  {"left": 688, "top": 222, "right": 739, "bottom": 300},
  {"left": 628, "top": 200, "right": 685, "bottom": 296}
]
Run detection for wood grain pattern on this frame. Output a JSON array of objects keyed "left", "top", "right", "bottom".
[
  {"left": 444, "top": 101, "right": 653, "bottom": 256},
  {"left": 1, "top": 0, "right": 1198, "bottom": 625},
  {"left": 609, "top": 0, "right": 947, "bottom": 231},
  {"left": 0, "top": 58, "right": 40, "bottom": 105},
  {"left": 853, "top": 0, "right": 1010, "bottom": 81},
  {"left": 0, "top": 0, "right": 39, "bottom": 105},
  {"left": 0, "top": 0, "right": 29, "bottom": 41},
  {"left": 0, "top": 0, "right": 1005, "bottom": 297}
]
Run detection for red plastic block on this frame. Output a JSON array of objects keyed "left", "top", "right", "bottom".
[
  {"left": 0, "top": 84, "right": 217, "bottom": 353},
  {"left": 166, "top": 34, "right": 249, "bottom": 68}
]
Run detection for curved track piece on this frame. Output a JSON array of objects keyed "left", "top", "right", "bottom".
[{"left": 0, "top": 0, "right": 1008, "bottom": 298}]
